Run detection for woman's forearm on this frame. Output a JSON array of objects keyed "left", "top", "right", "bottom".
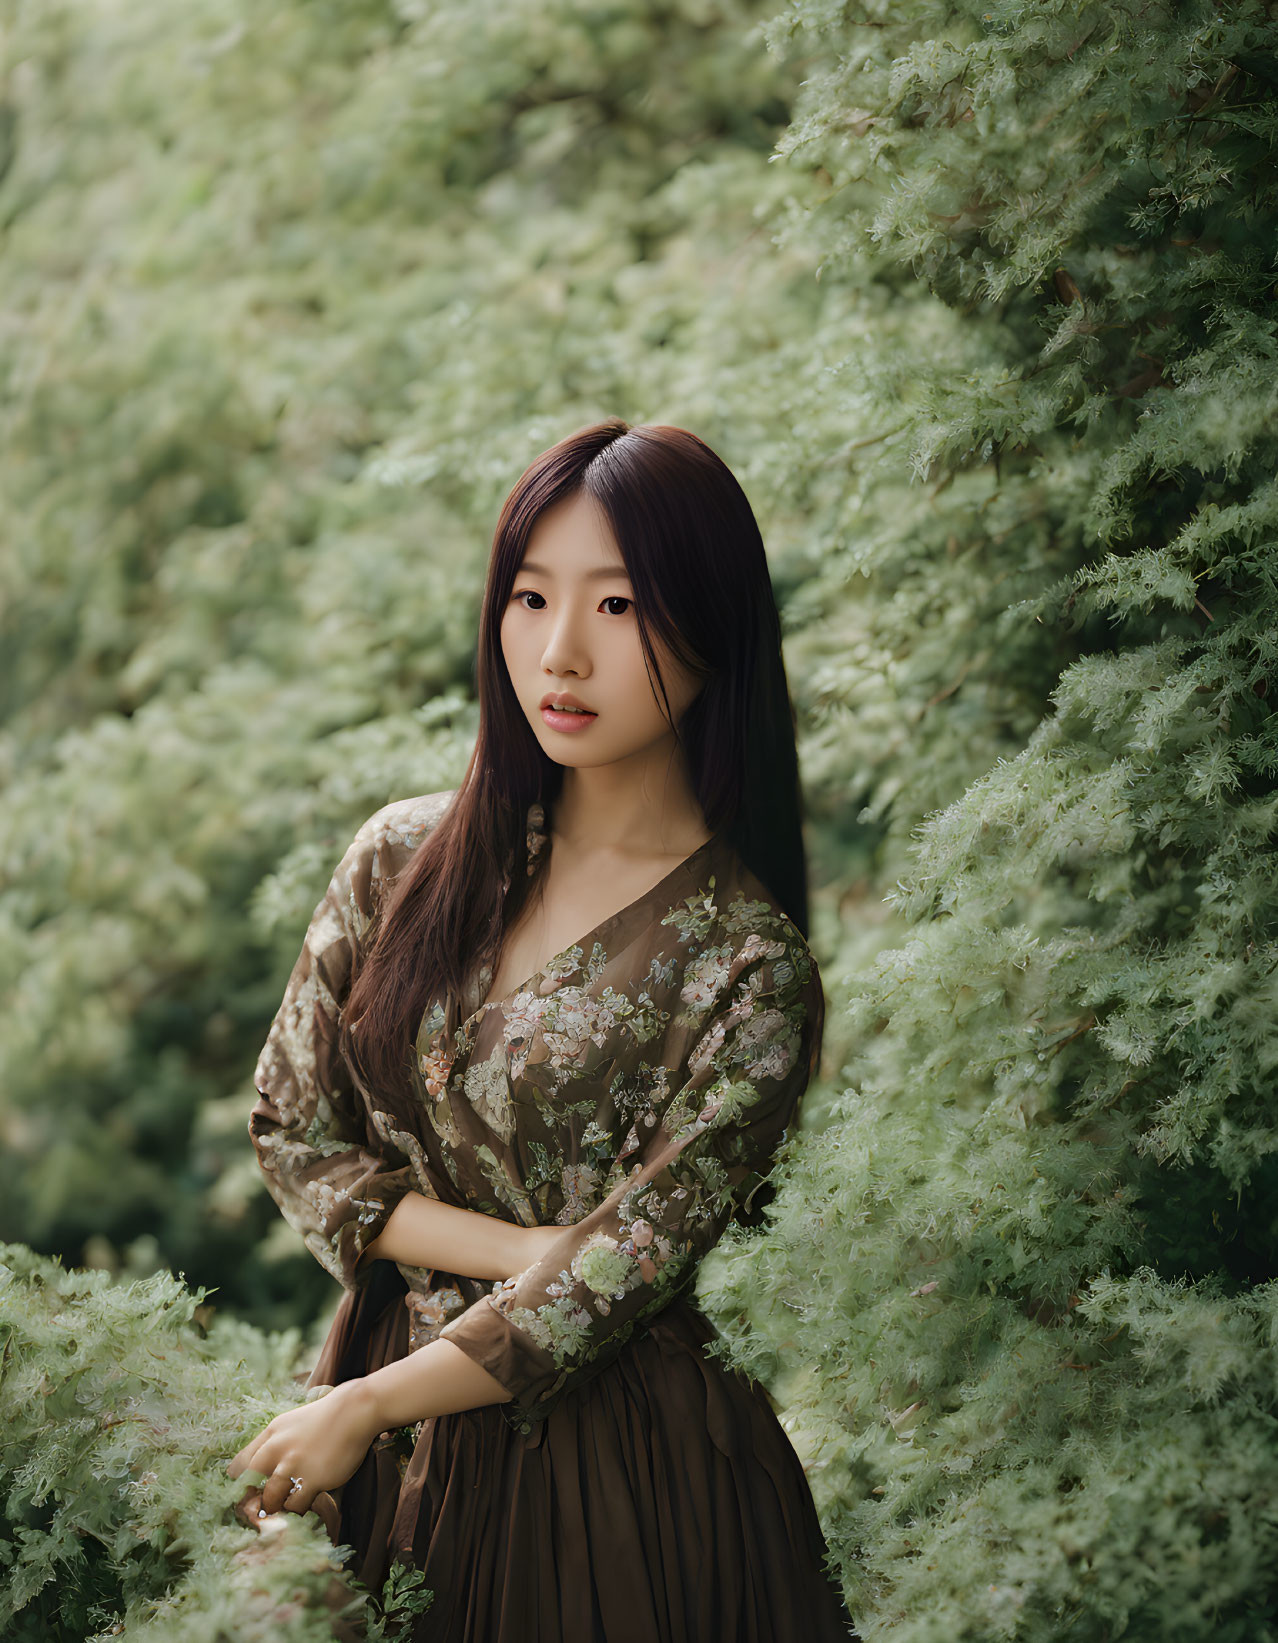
[
  {"left": 346, "top": 1338, "right": 514, "bottom": 1436},
  {"left": 358, "top": 1191, "right": 528, "bottom": 1281}
]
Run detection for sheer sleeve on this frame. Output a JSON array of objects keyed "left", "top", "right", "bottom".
[
  {"left": 247, "top": 792, "right": 451, "bottom": 1292},
  {"left": 436, "top": 925, "right": 825, "bottom": 1432}
]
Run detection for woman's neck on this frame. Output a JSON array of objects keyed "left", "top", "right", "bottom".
[{"left": 550, "top": 740, "right": 709, "bottom": 859}]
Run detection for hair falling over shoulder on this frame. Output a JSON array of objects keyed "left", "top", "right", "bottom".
[{"left": 341, "top": 417, "right": 813, "bottom": 1104}]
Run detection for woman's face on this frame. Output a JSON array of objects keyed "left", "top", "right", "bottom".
[{"left": 500, "top": 491, "right": 704, "bottom": 774}]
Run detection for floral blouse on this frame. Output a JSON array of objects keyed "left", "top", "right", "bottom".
[{"left": 248, "top": 790, "right": 825, "bottom": 1436}]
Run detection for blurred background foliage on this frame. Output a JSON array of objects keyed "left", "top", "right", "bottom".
[
  {"left": 0, "top": 0, "right": 861, "bottom": 1329},
  {"left": 4, "top": 0, "right": 1278, "bottom": 1637}
]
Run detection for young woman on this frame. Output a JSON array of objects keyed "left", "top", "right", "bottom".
[{"left": 229, "top": 419, "right": 856, "bottom": 1640}]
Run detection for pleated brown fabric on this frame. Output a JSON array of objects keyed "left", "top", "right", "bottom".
[{"left": 310, "top": 1264, "right": 857, "bottom": 1643}]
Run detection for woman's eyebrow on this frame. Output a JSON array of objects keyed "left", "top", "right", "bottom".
[{"left": 517, "top": 559, "right": 632, "bottom": 581}]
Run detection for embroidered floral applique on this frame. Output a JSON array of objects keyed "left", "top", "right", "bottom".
[{"left": 405, "top": 1282, "right": 466, "bottom": 1352}]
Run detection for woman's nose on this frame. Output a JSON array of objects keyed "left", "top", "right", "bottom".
[{"left": 540, "top": 608, "right": 592, "bottom": 679}]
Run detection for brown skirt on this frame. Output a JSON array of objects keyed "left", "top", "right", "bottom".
[{"left": 309, "top": 1264, "right": 857, "bottom": 1642}]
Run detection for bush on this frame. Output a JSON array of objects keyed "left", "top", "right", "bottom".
[{"left": 0, "top": 1242, "right": 392, "bottom": 1640}]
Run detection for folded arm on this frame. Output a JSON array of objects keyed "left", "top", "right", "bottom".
[
  {"left": 359, "top": 1191, "right": 564, "bottom": 1282},
  {"left": 249, "top": 794, "right": 564, "bottom": 1301},
  {"left": 249, "top": 799, "right": 451, "bottom": 1291},
  {"left": 436, "top": 925, "right": 824, "bottom": 1432}
]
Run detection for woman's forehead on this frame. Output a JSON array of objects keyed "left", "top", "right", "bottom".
[{"left": 523, "top": 492, "right": 626, "bottom": 570}]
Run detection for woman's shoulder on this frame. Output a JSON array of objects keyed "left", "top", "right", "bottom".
[
  {"left": 707, "top": 839, "right": 818, "bottom": 960},
  {"left": 351, "top": 789, "right": 457, "bottom": 857},
  {"left": 676, "top": 838, "right": 826, "bottom": 1080},
  {"left": 664, "top": 834, "right": 824, "bottom": 1019},
  {"left": 334, "top": 789, "right": 457, "bottom": 913}
]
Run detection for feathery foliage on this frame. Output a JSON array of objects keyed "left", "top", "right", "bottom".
[
  {"left": 698, "top": 2, "right": 1278, "bottom": 1636},
  {"left": 0, "top": 1242, "right": 405, "bottom": 1639},
  {"left": 5, "top": 0, "right": 1278, "bottom": 1635},
  {"left": 0, "top": 0, "right": 840, "bottom": 1325}
]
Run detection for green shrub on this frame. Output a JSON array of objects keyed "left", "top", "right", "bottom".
[
  {"left": 697, "top": 3, "right": 1278, "bottom": 1637},
  {"left": 0, "top": 1243, "right": 395, "bottom": 1640}
]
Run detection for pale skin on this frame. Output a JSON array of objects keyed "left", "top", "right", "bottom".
[{"left": 228, "top": 489, "right": 710, "bottom": 1524}]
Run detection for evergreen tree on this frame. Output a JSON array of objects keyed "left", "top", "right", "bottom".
[{"left": 698, "top": 2, "right": 1278, "bottom": 1636}]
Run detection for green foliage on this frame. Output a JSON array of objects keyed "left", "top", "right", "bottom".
[
  {"left": 694, "top": 0, "right": 1278, "bottom": 1636},
  {"left": 706, "top": 1116, "right": 1278, "bottom": 1639},
  {"left": 362, "top": 1561, "right": 434, "bottom": 1641},
  {"left": 6, "top": 0, "right": 1278, "bottom": 1635},
  {"left": 0, "top": 0, "right": 839, "bottom": 1322},
  {"left": 0, "top": 1242, "right": 385, "bottom": 1640}
]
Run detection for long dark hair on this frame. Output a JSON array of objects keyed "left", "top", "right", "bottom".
[{"left": 342, "top": 417, "right": 812, "bottom": 1104}]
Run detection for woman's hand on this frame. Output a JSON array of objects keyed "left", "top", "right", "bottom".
[{"left": 227, "top": 1380, "right": 380, "bottom": 1529}]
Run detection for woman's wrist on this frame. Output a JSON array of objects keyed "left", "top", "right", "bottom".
[
  {"left": 328, "top": 1375, "right": 392, "bottom": 1443},
  {"left": 351, "top": 1338, "right": 514, "bottom": 1431}
]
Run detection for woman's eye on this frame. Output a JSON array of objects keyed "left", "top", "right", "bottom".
[{"left": 511, "top": 590, "right": 631, "bottom": 615}]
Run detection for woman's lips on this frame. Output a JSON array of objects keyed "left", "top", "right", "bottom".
[{"left": 541, "top": 706, "right": 598, "bottom": 733}]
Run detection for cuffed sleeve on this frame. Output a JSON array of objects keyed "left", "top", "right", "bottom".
[
  {"left": 436, "top": 926, "right": 824, "bottom": 1432},
  {"left": 248, "top": 793, "right": 451, "bottom": 1291}
]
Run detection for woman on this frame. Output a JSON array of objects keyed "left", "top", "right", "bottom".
[{"left": 229, "top": 419, "right": 856, "bottom": 1640}]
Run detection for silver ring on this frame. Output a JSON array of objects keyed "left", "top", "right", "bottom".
[{"left": 286, "top": 1476, "right": 304, "bottom": 1496}]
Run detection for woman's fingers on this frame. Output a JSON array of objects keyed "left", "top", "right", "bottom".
[
  {"left": 227, "top": 1416, "right": 277, "bottom": 1478},
  {"left": 234, "top": 1459, "right": 302, "bottom": 1519},
  {"left": 226, "top": 1438, "right": 260, "bottom": 1478},
  {"left": 261, "top": 1461, "right": 306, "bottom": 1516},
  {"left": 233, "top": 1478, "right": 341, "bottom": 1538}
]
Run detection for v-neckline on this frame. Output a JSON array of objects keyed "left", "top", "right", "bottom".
[{"left": 467, "top": 817, "right": 722, "bottom": 1023}]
